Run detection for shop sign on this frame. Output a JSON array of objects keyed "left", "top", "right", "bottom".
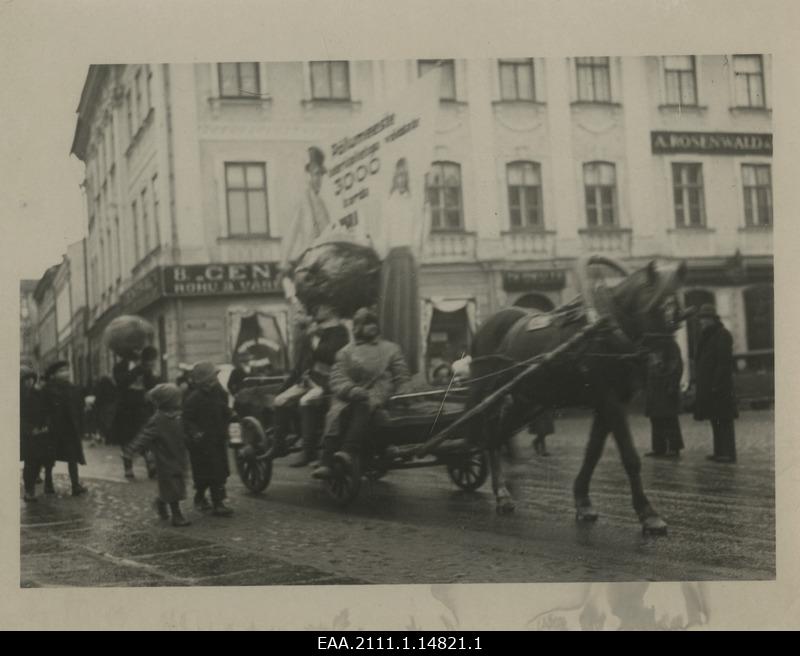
[
  {"left": 120, "top": 267, "right": 163, "bottom": 314},
  {"left": 651, "top": 131, "right": 772, "bottom": 156},
  {"left": 502, "top": 270, "right": 566, "bottom": 292},
  {"left": 163, "top": 263, "right": 283, "bottom": 297}
]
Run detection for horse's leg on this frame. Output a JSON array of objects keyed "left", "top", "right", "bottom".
[
  {"left": 573, "top": 408, "right": 610, "bottom": 522},
  {"left": 606, "top": 398, "right": 668, "bottom": 536},
  {"left": 488, "top": 448, "right": 515, "bottom": 514}
]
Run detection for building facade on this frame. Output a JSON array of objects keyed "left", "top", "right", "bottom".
[
  {"left": 20, "top": 280, "right": 40, "bottom": 370},
  {"left": 71, "top": 56, "right": 773, "bottom": 382}
]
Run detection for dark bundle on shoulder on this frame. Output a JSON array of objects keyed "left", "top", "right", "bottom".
[
  {"left": 103, "top": 315, "right": 155, "bottom": 358},
  {"left": 293, "top": 241, "right": 381, "bottom": 317}
]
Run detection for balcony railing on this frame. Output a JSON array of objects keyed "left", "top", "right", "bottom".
[
  {"left": 501, "top": 230, "right": 556, "bottom": 259},
  {"left": 737, "top": 225, "right": 773, "bottom": 256},
  {"left": 422, "top": 231, "right": 477, "bottom": 263},
  {"left": 578, "top": 227, "right": 632, "bottom": 256}
]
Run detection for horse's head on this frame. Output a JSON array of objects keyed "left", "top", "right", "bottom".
[
  {"left": 612, "top": 260, "right": 688, "bottom": 345},
  {"left": 576, "top": 255, "right": 688, "bottom": 347}
]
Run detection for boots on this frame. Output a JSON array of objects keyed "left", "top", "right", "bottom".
[
  {"left": 44, "top": 467, "right": 55, "bottom": 495},
  {"left": 169, "top": 502, "right": 191, "bottom": 527},
  {"left": 212, "top": 501, "right": 234, "bottom": 517},
  {"left": 154, "top": 498, "right": 170, "bottom": 520},
  {"left": 194, "top": 492, "right": 212, "bottom": 513}
]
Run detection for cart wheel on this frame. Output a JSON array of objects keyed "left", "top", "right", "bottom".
[
  {"left": 324, "top": 452, "right": 362, "bottom": 507},
  {"left": 236, "top": 450, "right": 273, "bottom": 494},
  {"left": 447, "top": 451, "right": 489, "bottom": 492}
]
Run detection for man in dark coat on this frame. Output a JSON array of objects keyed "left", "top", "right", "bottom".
[
  {"left": 693, "top": 305, "right": 738, "bottom": 463},
  {"left": 42, "top": 361, "right": 88, "bottom": 496},
  {"left": 20, "top": 367, "right": 53, "bottom": 502},
  {"left": 112, "top": 345, "right": 159, "bottom": 479},
  {"left": 644, "top": 337, "right": 685, "bottom": 458},
  {"left": 183, "top": 361, "right": 234, "bottom": 516}
]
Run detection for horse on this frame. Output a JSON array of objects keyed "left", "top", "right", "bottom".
[{"left": 466, "top": 255, "right": 688, "bottom": 535}]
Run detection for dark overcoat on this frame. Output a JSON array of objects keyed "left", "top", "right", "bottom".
[
  {"left": 43, "top": 379, "right": 87, "bottom": 465},
  {"left": 693, "top": 322, "right": 738, "bottom": 421},
  {"left": 20, "top": 385, "right": 55, "bottom": 464},
  {"left": 183, "top": 383, "right": 232, "bottom": 484},
  {"left": 126, "top": 410, "right": 189, "bottom": 503},
  {"left": 111, "top": 360, "right": 158, "bottom": 446},
  {"left": 645, "top": 339, "right": 684, "bottom": 418}
]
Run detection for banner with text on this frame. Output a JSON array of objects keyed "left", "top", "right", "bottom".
[{"left": 318, "top": 69, "right": 441, "bottom": 251}]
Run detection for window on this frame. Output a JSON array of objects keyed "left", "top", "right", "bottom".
[
  {"left": 664, "top": 55, "right": 697, "bottom": 106},
  {"left": 114, "top": 216, "right": 121, "bottom": 281},
  {"left": 742, "top": 164, "right": 772, "bottom": 226},
  {"left": 506, "top": 161, "right": 543, "bottom": 229},
  {"left": 225, "top": 163, "right": 270, "bottom": 236},
  {"left": 499, "top": 59, "right": 535, "bottom": 101},
  {"left": 109, "top": 115, "right": 116, "bottom": 166},
  {"left": 733, "top": 55, "right": 765, "bottom": 108},
  {"left": 418, "top": 59, "right": 457, "bottom": 101},
  {"left": 426, "top": 162, "right": 463, "bottom": 230},
  {"left": 309, "top": 61, "right": 350, "bottom": 100},
  {"left": 140, "top": 188, "right": 151, "bottom": 254},
  {"left": 576, "top": 57, "right": 611, "bottom": 102},
  {"left": 125, "top": 90, "right": 133, "bottom": 139},
  {"left": 131, "top": 200, "right": 140, "bottom": 262},
  {"left": 744, "top": 285, "right": 774, "bottom": 351},
  {"left": 583, "top": 162, "right": 617, "bottom": 227},
  {"left": 106, "top": 227, "right": 113, "bottom": 291},
  {"left": 218, "top": 62, "right": 260, "bottom": 98},
  {"left": 672, "top": 163, "right": 706, "bottom": 227},
  {"left": 151, "top": 174, "right": 161, "bottom": 245},
  {"left": 135, "top": 69, "right": 143, "bottom": 126}
]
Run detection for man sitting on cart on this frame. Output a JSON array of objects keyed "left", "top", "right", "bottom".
[
  {"left": 312, "top": 307, "right": 412, "bottom": 479},
  {"left": 273, "top": 303, "right": 351, "bottom": 467}
]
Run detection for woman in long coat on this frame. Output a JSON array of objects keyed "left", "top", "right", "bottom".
[
  {"left": 42, "top": 361, "right": 87, "bottom": 496},
  {"left": 183, "top": 362, "right": 234, "bottom": 516},
  {"left": 645, "top": 337, "right": 685, "bottom": 457},
  {"left": 20, "top": 367, "right": 54, "bottom": 501},
  {"left": 692, "top": 305, "right": 738, "bottom": 462}
]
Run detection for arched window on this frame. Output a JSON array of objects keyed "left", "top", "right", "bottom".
[
  {"left": 507, "top": 161, "right": 543, "bottom": 230},
  {"left": 583, "top": 161, "right": 617, "bottom": 227},
  {"left": 426, "top": 162, "right": 463, "bottom": 230},
  {"left": 744, "top": 285, "right": 774, "bottom": 351},
  {"left": 513, "top": 293, "right": 554, "bottom": 312}
]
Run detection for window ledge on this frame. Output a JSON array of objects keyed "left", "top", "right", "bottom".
[
  {"left": 439, "top": 99, "right": 468, "bottom": 107},
  {"left": 492, "top": 100, "right": 546, "bottom": 108},
  {"left": 729, "top": 106, "right": 771, "bottom": 115},
  {"left": 658, "top": 104, "right": 708, "bottom": 112},
  {"left": 738, "top": 225, "right": 772, "bottom": 232},
  {"left": 667, "top": 226, "right": 716, "bottom": 233},
  {"left": 125, "top": 107, "right": 155, "bottom": 157},
  {"left": 217, "top": 235, "right": 280, "bottom": 242},
  {"left": 570, "top": 101, "right": 622, "bottom": 109},
  {"left": 501, "top": 228, "right": 555, "bottom": 235},
  {"left": 430, "top": 229, "right": 476, "bottom": 235},
  {"left": 578, "top": 227, "right": 631, "bottom": 234},
  {"left": 301, "top": 98, "right": 361, "bottom": 109}
]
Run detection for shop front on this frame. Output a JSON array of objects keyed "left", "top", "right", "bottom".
[{"left": 500, "top": 268, "right": 567, "bottom": 312}]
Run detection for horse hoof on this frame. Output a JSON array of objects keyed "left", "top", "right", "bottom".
[
  {"left": 496, "top": 499, "right": 516, "bottom": 515},
  {"left": 575, "top": 506, "right": 599, "bottom": 523},
  {"left": 642, "top": 515, "right": 668, "bottom": 536}
]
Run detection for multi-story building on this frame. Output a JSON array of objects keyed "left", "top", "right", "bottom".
[
  {"left": 20, "top": 280, "right": 40, "bottom": 370},
  {"left": 71, "top": 56, "right": 773, "bottom": 382}
]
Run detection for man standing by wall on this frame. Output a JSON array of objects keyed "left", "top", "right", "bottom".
[{"left": 693, "top": 305, "right": 738, "bottom": 463}]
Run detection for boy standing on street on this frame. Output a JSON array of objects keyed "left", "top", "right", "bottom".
[
  {"left": 183, "top": 362, "right": 234, "bottom": 516},
  {"left": 124, "top": 383, "right": 191, "bottom": 527}
]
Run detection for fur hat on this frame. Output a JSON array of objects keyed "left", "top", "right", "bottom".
[
  {"left": 191, "top": 361, "right": 219, "bottom": 386},
  {"left": 147, "top": 383, "right": 183, "bottom": 411},
  {"left": 44, "top": 360, "right": 69, "bottom": 380}
]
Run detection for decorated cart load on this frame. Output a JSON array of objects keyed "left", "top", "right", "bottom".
[
  {"left": 293, "top": 240, "right": 381, "bottom": 317},
  {"left": 103, "top": 315, "right": 155, "bottom": 357}
]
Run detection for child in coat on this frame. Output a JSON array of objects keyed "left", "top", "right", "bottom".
[{"left": 125, "top": 383, "right": 191, "bottom": 527}]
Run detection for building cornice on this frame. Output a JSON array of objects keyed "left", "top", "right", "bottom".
[{"left": 70, "top": 65, "right": 111, "bottom": 161}]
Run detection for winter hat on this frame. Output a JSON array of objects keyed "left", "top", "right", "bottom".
[
  {"left": 44, "top": 361, "right": 69, "bottom": 380},
  {"left": 696, "top": 304, "right": 719, "bottom": 320},
  {"left": 191, "top": 361, "right": 219, "bottom": 386},
  {"left": 306, "top": 146, "right": 327, "bottom": 173},
  {"left": 148, "top": 383, "right": 183, "bottom": 411}
]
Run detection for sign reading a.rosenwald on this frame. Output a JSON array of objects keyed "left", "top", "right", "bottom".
[{"left": 651, "top": 131, "right": 772, "bottom": 156}]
